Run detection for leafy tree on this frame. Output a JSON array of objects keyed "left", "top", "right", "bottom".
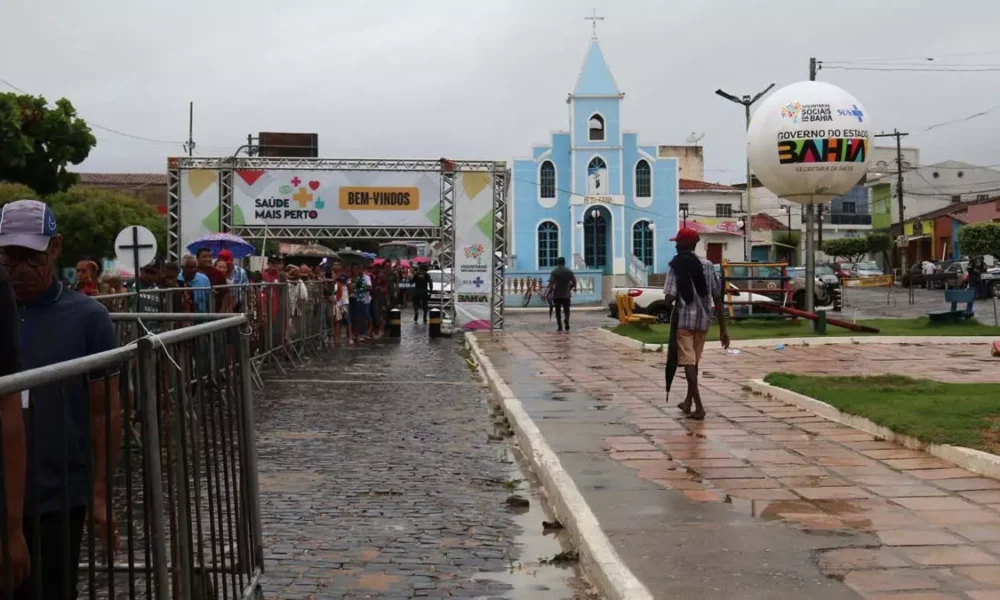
[
  {"left": 822, "top": 237, "right": 868, "bottom": 263},
  {"left": 48, "top": 187, "right": 165, "bottom": 266},
  {"left": 0, "top": 182, "right": 40, "bottom": 208},
  {"left": 772, "top": 231, "right": 801, "bottom": 266},
  {"left": 958, "top": 223, "right": 1000, "bottom": 258},
  {"left": 0, "top": 93, "right": 96, "bottom": 195},
  {"left": 866, "top": 232, "right": 893, "bottom": 268}
]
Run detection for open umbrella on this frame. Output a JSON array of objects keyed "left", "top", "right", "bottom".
[
  {"left": 187, "top": 233, "right": 255, "bottom": 259},
  {"left": 412, "top": 256, "right": 430, "bottom": 264},
  {"left": 372, "top": 258, "right": 386, "bottom": 266}
]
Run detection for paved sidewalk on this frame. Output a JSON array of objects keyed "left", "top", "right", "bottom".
[
  {"left": 475, "top": 328, "right": 1000, "bottom": 599},
  {"left": 254, "top": 324, "right": 589, "bottom": 599}
]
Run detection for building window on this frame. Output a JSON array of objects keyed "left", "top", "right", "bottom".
[
  {"left": 951, "top": 195, "right": 961, "bottom": 203},
  {"left": 587, "top": 156, "right": 608, "bottom": 194},
  {"left": 539, "top": 161, "right": 556, "bottom": 199},
  {"left": 632, "top": 220, "right": 653, "bottom": 267},
  {"left": 715, "top": 204, "right": 732, "bottom": 218},
  {"left": 588, "top": 114, "right": 605, "bottom": 142},
  {"left": 841, "top": 201, "right": 857, "bottom": 214},
  {"left": 977, "top": 194, "right": 989, "bottom": 200},
  {"left": 635, "top": 160, "right": 651, "bottom": 198},
  {"left": 537, "top": 222, "right": 559, "bottom": 268},
  {"left": 583, "top": 211, "right": 608, "bottom": 268},
  {"left": 679, "top": 203, "right": 689, "bottom": 212}
]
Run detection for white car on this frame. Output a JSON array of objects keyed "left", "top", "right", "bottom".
[{"left": 427, "top": 269, "right": 454, "bottom": 305}]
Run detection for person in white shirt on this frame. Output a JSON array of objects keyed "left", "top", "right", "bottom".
[
  {"left": 285, "top": 264, "right": 308, "bottom": 341},
  {"left": 921, "top": 260, "right": 936, "bottom": 289}
]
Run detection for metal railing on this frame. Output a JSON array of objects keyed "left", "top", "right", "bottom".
[
  {"left": 96, "top": 282, "right": 334, "bottom": 389},
  {"left": 0, "top": 315, "right": 262, "bottom": 599}
]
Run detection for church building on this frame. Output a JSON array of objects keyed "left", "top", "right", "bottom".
[{"left": 509, "top": 33, "right": 679, "bottom": 298}]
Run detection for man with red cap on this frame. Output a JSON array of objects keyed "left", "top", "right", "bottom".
[{"left": 664, "top": 226, "right": 729, "bottom": 420}]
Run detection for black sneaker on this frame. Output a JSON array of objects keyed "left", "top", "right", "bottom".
[
  {"left": 557, "top": 327, "right": 563, "bottom": 332},
  {"left": 565, "top": 323, "right": 570, "bottom": 332}
]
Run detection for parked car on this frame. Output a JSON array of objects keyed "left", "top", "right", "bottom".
[
  {"left": 427, "top": 269, "right": 453, "bottom": 306},
  {"left": 724, "top": 264, "right": 831, "bottom": 309},
  {"left": 785, "top": 266, "right": 837, "bottom": 308},
  {"left": 851, "top": 261, "right": 885, "bottom": 278}
]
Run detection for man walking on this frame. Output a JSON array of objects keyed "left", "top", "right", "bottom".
[
  {"left": 546, "top": 257, "right": 576, "bottom": 332},
  {"left": 664, "top": 227, "right": 730, "bottom": 420}
]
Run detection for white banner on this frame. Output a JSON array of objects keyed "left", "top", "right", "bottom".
[
  {"left": 230, "top": 170, "right": 441, "bottom": 227},
  {"left": 453, "top": 173, "right": 494, "bottom": 328}
]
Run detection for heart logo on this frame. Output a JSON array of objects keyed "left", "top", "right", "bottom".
[
  {"left": 308, "top": 180, "right": 320, "bottom": 191},
  {"left": 236, "top": 170, "right": 265, "bottom": 186},
  {"left": 188, "top": 169, "right": 217, "bottom": 197}
]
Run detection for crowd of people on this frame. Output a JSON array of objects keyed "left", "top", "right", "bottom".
[{"left": 65, "top": 240, "right": 439, "bottom": 347}]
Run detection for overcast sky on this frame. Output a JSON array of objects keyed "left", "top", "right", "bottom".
[{"left": 3, "top": 0, "right": 999, "bottom": 184}]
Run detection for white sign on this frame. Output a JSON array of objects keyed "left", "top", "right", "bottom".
[
  {"left": 114, "top": 226, "right": 158, "bottom": 275},
  {"left": 454, "top": 173, "right": 494, "bottom": 328},
  {"left": 572, "top": 194, "right": 624, "bottom": 206},
  {"left": 230, "top": 170, "right": 440, "bottom": 227},
  {"left": 747, "top": 81, "right": 873, "bottom": 204}
]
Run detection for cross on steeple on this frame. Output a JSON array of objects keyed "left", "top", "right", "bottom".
[{"left": 584, "top": 8, "right": 604, "bottom": 39}]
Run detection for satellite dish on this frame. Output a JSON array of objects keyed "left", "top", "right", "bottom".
[{"left": 686, "top": 132, "right": 705, "bottom": 145}]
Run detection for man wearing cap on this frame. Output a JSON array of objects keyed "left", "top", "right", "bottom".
[
  {"left": 218, "top": 250, "right": 248, "bottom": 311},
  {"left": 0, "top": 200, "right": 121, "bottom": 597},
  {"left": 664, "top": 227, "right": 730, "bottom": 420}
]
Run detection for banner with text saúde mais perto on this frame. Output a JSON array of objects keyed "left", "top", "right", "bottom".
[{"left": 230, "top": 170, "right": 442, "bottom": 227}]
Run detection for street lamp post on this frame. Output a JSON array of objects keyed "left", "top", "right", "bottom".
[{"left": 715, "top": 84, "right": 776, "bottom": 262}]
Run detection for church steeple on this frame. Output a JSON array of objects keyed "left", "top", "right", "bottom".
[{"left": 571, "top": 38, "right": 621, "bottom": 97}]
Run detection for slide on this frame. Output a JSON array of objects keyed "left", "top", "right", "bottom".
[
  {"left": 758, "top": 303, "right": 881, "bottom": 334},
  {"left": 992, "top": 341, "right": 1000, "bottom": 357}
]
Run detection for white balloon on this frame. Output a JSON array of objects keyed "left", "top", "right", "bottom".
[{"left": 747, "top": 81, "right": 873, "bottom": 205}]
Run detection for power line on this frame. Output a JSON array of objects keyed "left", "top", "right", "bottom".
[
  {"left": 821, "top": 50, "right": 1000, "bottom": 64},
  {"left": 822, "top": 65, "right": 1000, "bottom": 73}
]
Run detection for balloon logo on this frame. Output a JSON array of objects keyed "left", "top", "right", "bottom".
[{"left": 748, "top": 81, "right": 872, "bottom": 204}]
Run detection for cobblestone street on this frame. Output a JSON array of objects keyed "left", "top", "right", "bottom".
[{"left": 253, "top": 323, "right": 590, "bottom": 599}]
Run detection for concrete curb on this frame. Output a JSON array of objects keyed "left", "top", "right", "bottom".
[
  {"left": 464, "top": 333, "right": 654, "bottom": 600},
  {"left": 596, "top": 326, "right": 998, "bottom": 353},
  {"left": 505, "top": 305, "right": 606, "bottom": 314},
  {"left": 747, "top": 379, "right": 1000, "bottom": 480}
]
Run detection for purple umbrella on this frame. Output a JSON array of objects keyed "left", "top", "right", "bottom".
[{"left": 187, "top": 233, "right": 255, "bottom": 259}]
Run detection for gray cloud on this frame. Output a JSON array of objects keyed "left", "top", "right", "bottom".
[{"left": 2, "top": 0, "right": 998, "bottom": 180}]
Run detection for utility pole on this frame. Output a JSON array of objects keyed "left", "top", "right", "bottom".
[
  {"left": 183, "top": 101, "right": 195, "bottom": 157},
  {"left": 715, "top": 83, "right": 776, "bottom": 261},
  {"left": 874, "top": 129, "right": 910, "bottom": 271},
  {"left": 809, "top": 58, "right": 824, "bottom": 255}
]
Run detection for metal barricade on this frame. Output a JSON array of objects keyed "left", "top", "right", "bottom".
[
  {"left": 94, "top": 281, "right": 336, "bottom": 389},
  {"left": 0, "top": 315, "right": 263, "bottom": 599}
]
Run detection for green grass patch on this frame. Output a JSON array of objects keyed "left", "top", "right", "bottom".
[
  {"left": 763, "top": 373, "right": 1000, "bottom": 452},
  {"left": 610, "top": 317, "right": 1000, "bottom": 345}
]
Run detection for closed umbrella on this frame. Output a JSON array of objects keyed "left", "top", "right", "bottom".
[{"left": 664, "top": 308, "right": 680, "bottom": 404}]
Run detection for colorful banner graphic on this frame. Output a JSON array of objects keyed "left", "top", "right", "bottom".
[
  {"left": 179, "top": 169, "right": 222, "bottom": 256},
  {"left": 871, "top": 183, "right": 892, "bottom": 230},
  {"left": 231, "top": 170, "right": 440, "bottom": 227},
  {"left": 454, "top": 172, "right": 495, "bottom": 328}
]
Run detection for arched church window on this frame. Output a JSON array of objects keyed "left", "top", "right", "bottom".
[
  {"left": 537, "top": 222, "right": 559, "bottom": 268},
  {"left": 587, "top": 157, "right": 608, "bottom": 194},
  {"left": 635, "top": 160, "right": 651, "bottom": 198},
  {"left": 588, "top": 114, "right": 605, "bottom": 141},
  {"left": 540, "top": 161, "right": 556, "bottom": 199},
  {"left": 632, "top": 220, "right": 653, "bottom": 267}
]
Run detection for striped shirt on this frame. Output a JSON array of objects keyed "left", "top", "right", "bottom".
[{"left": 664, "top": 257, "right": 722, "bottom": 331}]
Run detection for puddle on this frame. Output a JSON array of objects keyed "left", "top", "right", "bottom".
[{"left": 475, "top": 409, "right": 598, "bottom": 599}]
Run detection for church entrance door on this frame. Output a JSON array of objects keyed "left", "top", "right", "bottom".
[{"left": 583, "top": 206, "right": 611, "bottom": 273}]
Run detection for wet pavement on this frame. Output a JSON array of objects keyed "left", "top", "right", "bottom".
[
  {"left": 254, "top": 322, "right": 596, "bottom": 599},
  {"left": 475, "top": 328, "right": 1000, "bottom": 599}
]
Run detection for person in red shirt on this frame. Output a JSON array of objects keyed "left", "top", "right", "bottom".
[
  {"left": 73, "top": 260, "right": 99, "bottom": 296},
  {"left": 196, "top": 247, "right": 228, "bottom": 311}
]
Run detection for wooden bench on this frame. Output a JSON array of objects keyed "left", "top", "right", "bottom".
[
  {"left": 928, "top": 288, "right": 976, "bottom": 323},
  {"left": 616, "top": 294, "right": 658, "bottom": 328}
]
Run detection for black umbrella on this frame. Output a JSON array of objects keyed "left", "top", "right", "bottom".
[{"left": 664, "top": 308, "right": 680, "bottom": 400}]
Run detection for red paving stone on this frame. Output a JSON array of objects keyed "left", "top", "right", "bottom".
[{"left": 479, "top": 330, "right": 1000, "bottom": 598}]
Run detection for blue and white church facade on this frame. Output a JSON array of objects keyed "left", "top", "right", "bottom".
[{"left": 507, "top": 36, "right": 679, "bottom": 305}]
